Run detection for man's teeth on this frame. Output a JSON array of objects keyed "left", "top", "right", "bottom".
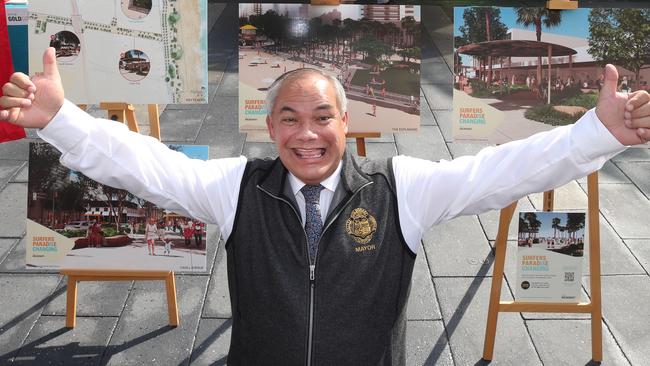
[{"left": 295, "top": 149, "right": 325, "bottom": 158}]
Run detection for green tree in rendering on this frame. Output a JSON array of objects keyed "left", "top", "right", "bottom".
[{"left": 588, "top": 8, "right": 650, "bottom": 91}]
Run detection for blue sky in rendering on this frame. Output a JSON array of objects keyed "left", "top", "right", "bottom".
[
  {"left": 454, "top": 7, "right": 590, "bottom": 39},
  {"left": 519, "top": 212, "right": 586, "bottom": 238}
]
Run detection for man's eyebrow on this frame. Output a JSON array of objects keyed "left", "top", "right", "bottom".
[
  {"left": 315, "top": 104, "right": 335, "bottom": 111},
  {"left": 279, "top": 106, "right": 296, "bottom": 113}
]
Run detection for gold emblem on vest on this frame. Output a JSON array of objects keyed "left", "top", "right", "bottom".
[{"left": 345, "top": 207, "right": 377, "bottom": 245}]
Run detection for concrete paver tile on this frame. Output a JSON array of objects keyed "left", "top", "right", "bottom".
[
  {"left": 434, "top": 277, "right": 541, "bottom": 365},
  {"left": 0, "top": 138, "right": 29, "bottom": 161},
  {"left": 9, "top": 162, "right": 28, "bottom": 183},
  {"left": 0, "top": 183, "right": 27, "bottom": 238},
  {"left": 0, "top": 274, "right": 61, "bottom": 362},
  {"left": 422, "top": 215, "right": 493, "bottom": 277},
  {"left": 615, "top": 161, "right": 650, "bottom": 198},
  {"left": 577, "top": 161, "right": 629, "bottom": 184},
  {"left": 420, "top": 101, "right": 437, "bottom": 127},
  {"left": 624, "top": 240, "right": 650, "bottom": 275},
  {"left": 42, "top": 281, "right": 132, "bottom": 317},
  {"left": 202, "top": 240, "right": 231, "bottom": 319},
  {"left": 406, "top": 320, "right": 453, "bottom": 366},
  {"left": 600, "top": 184, "right": 650, "bottom": 238},
  {"left": 421, "top": 83, "right": 452, "bottom": 111},
  {"left": 395, "top": 126, "right": 451, "bottom": 161},
  {"left": 598, "top": 275, "right": 650, "bottom": 366},
  {"left": 160, "top": 109, "right": 208, "bottom": 142},
  {"left": 433, "top": 110, "right": 453, "bottom": 143},
  {"left": 0, "top": 238, "right": 18, "bottom": 265},
  {"left": 13, "top": 316, "right": 118, "bottom": 366},
  {"left": 0, "top": 160, "right": 23, "bottom": 189},
  {"left": 103, "top": 276, "right": 209, "bottom": 365},
  {"left": 407, "top": 251, "right": 442, "bottom": 321},
  {"left": 527, "top": 319, "right": 630, "bottom": 366},
  {"left": 190, "top": 318, "right": 231, "bottom": 366},
  {"left": 478, "top": 197, "right": 535, "bottom": 241}
]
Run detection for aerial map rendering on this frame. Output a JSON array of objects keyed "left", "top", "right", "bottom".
[{"left": 29, "top": 0, "right": 207, "bottom": 104}]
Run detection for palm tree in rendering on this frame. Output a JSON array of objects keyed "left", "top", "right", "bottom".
[{"left": 515, "top": 8, "right": 563, "bottom": 87}]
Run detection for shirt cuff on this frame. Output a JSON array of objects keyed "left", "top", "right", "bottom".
[
  {"left": 37, "top": 100, "right": 94, "bottom": 153},
  {"left": 570, "top": 108, "right": 627, "bottom": 164}
]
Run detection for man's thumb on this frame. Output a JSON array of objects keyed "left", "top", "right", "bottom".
[
  {"left": 600, "top": 64, "right": 619, "bottom": 97},
  {"left": 42, "top": 47, "right": 60, "bottom": 78}
]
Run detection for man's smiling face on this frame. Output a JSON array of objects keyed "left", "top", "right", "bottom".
[{"left": 266, "top": 72, "right": 348, "bottom": 185}]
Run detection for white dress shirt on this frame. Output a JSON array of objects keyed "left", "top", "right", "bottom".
[{"left": 39, "top": 101, "right": 626, "bottom": 254}]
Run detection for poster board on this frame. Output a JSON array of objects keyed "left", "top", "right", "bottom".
[
  {"left": 516, "top": 211, "right": 586, "bottom": 302},
  {"left": 26, "top": 143, "right": 208, "bottom": 273},
  {"left": 238, "top": 4, "right": 421, "bottom": 134},
  {"left": 28, "top": 0, "right": 208, "bottom": 104},
  {"left": 453, "top": 6, "right": 650, "bottom": 144}
]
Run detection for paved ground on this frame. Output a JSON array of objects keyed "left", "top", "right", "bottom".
[{"left": 1, "top": 4, "right": 649, "bottom": 365}]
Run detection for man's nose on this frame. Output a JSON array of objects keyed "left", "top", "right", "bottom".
[{"left": 296, "top": 122, "right": 318, "bottom": 140}]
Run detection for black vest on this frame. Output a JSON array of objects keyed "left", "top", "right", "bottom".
[{"left": 226, "top": 151, "right": 416, "bottom": 366}]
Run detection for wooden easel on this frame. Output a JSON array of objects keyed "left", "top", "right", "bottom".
[
  {"left": 76, "top": 103, "right": 161, "bottom": 140},
  {"left": 482, "top": 172, "right": 603, "bottom": 362},
  {"left": 547, "top": 0, "right": 579, "bottom": 9},
  {"left": 62, "top": 103, "right": 178, "bottom": 328},
  {"left": 61, "top": 269, "right": 179, "bottom": 328},
  {"left": 347, "top": 132, "right": 380, "bottom": 157}
]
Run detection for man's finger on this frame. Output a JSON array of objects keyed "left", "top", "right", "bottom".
[
  {"left": 42, "top": 47, "right": 60, "bottom": 79},
  {"left": 625, "top": 115, "right": 650, "bottom": 129},
  {"left": 8, "top": 72, "right": 36, "bottom": 93},
  {"left": 626, "top": 90, "right": 650, "bottom": 110},
  {"left": 625, "top": 101, "right": 650, "bottom": 120},
  {"left": 599, "top": 64, "right": 619, "bottom": 99},
  {"left": 1, "top": 107, "right": 22, "bottom": 124},
  {"left": 3, "top": 82, "right": 34, "bottom": 99},
  {"left": 0, "top": 96, "right": 31, "bottom": 109}
]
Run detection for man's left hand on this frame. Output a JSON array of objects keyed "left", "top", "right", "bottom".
[{"left": 596, "top": 64, "right": 650, "bottom": 145}]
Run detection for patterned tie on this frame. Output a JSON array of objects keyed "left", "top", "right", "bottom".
[{"left": 301, "top": 184, "right": 325, "bottom": 262}]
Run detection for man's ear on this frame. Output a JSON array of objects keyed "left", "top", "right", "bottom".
[
  {"left": 341, "top": 111, "right": 349, "bottom": 134},
  {"left": 266, "top": 115, "right": 276, "bottom": 141}
]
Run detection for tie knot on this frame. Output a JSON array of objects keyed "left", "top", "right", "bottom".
[{"left": 301, "top": 184, "right": 324, "bottom": 204}]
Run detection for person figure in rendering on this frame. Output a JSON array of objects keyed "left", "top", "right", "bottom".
[
  {"left": 144, "top": 216, "right": 157, "bottom": 256},
  {"left": 183, "top": 219, "right": 194, "bottom": 247},
  {"left": 87, "top": 221, "right": 102, "bottom": 248},
  {"left": 2, "top": 48, "right": 650, "bottom": 365},
  {"left": 193, "top": 220, "right": 203, "bottom": 248}
]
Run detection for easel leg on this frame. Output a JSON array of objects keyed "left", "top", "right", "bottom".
[
  {"left": 148, "top": 104, "right": 161, "bottom": 140},
  {"left": 65, "top": 276, "right": 78, "bottom": 328},
  {"left": 356, "top": 137, "right": 366, "bottom": 157},
  {"left": 166, "top": 271, "right": 179, "bottom": 327},
  {"left": 587, "top": 172, "right": 603, "bottom": 362},
  {"left": 483, "top": 201, "right": 518, "bottom": 360}
]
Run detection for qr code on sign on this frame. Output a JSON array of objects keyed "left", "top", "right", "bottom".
[{"left": 564, "top": 272, "right": 575, "bottom": 282}]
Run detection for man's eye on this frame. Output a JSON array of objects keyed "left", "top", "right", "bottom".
[
  {"left": 282, "top": 117, "right": 297, "bottom": 123},
  {"left": 318, "top": 116, "right": 333, "bottom": 122}
]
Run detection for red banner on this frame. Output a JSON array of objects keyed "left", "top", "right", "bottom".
[{"left": 0, "top": 2, "right": 26, "bottom": 143}]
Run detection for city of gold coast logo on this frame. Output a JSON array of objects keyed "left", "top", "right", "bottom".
[{"left": 345, "top": 208, "right": 377, "bottom": 245}]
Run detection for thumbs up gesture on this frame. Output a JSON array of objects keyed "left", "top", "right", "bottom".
[
  {"left": 0, "top": 47, "right": 65, "bottom": 128},
  {"left": 596, "top": 64, "right": 650, "bottom": 146}
]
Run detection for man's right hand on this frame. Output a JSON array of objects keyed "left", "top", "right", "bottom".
[{"left": 0, "top": 47, "right": 64, "bottom": 128}]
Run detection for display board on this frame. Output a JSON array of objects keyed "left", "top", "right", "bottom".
[
  {"left": 28, "top": 0, "right": 208, "bottom": 104},
  {"left": 453, "top": 6, "right": 650, "bottom": 144},
  {"left": 238, "top": 4, "right": 421, "bottom": 133},
  {"left": 516, "top": 211, "right": 586, "bottom": 302},
  {"left": 26, "top": 143, "right": 208, "bottom": 272}
]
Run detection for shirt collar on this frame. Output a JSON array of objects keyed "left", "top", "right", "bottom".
[{"left": 288, "top": 160, "right": 342, "bottom": 197}]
